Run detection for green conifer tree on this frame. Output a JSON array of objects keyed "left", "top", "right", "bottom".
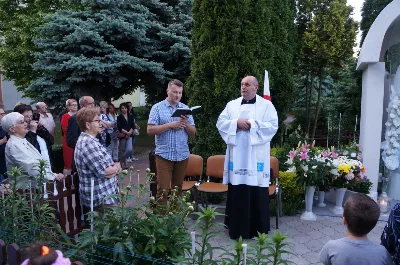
[
  {"left": 27, "top": 0, "right": 192, "bottom": 106},
  {"left": 187, "top": 0, "right": 296, "bottom": 158}
]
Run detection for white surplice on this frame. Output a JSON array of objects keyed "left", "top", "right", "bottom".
[{"left": 216, "top": 95, "right": 278, "bottom": 187}]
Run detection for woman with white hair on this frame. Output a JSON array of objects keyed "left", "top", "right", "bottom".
[{"left": 1, "top": 112, "right": 64, "bottom": 181}]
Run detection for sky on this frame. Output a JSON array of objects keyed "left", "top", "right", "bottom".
[{"left": 347, "top": 0, "right": 364, "bottom": 49}]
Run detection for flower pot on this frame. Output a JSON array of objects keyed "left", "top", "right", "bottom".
[
  {"left": 330, "top": 188, "right": 347, "bottom": 215},
  {"left": 317, "top": 191, "right": 326, "bottom": 207},
  {"left": 300, "top": 186, "right": 317, "bottom": 221}
]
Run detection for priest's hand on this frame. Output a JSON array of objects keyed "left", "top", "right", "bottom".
[{"left": 237, "top": 118, "right": 251, "bottom": 131}]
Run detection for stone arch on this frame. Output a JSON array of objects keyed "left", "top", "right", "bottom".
[{"left": 356, "top": 0, "right": 400, "bottom": 200}]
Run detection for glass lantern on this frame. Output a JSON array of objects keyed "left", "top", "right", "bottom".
[{"left": 379, "top": 192, "right": 391, "bottom": 214}]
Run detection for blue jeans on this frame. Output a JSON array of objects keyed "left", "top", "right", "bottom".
[
  {"left": 129, "top": 137, "right": 136, "bottom": 158},
  {"left": 119, "top": 137, "right": 133, "bottom": 167}
]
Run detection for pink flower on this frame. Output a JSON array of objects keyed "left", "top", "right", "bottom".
[
  {"left": 300, "top": 144, "right": 310, "bottom": 153},
  {"left": 330, "top": 152, "right": 339, "bottom": 159},
  {"left": 288, "top": 150, "right": 298, "bottom": 160},
  {"left": 359, "top": 172, "right": 365, "bottom": 180},
  {"left": 299, "top": 152, "right": 308, "bottom": 161},
  {"left": 321, "top": 151, "right": 330, "bottom": 158},
  {"left": 345, "top": 172, "right": 355, "bottom": 181}
]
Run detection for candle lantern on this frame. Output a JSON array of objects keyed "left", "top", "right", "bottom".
[{"left": 379, "top": 192, "right": 391, "bottom": 214}]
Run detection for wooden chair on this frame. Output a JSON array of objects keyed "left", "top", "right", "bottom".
[
  {"left": 268, "top": 156, "right": 281, "bottom": 229},
  {"left": 182, "top": 154, "right": 203, "bottom": 191},
  {"left": 196, "top": 155, "right": 228, "bottom": 210}
]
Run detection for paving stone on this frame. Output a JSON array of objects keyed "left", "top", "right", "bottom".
[
  {"left": 291, "top": 244, "right": 312, "bottom": 255},
  {"left": 320, "top": 226, "right": 337, "bottom": 236},
  {"left": 306, "top": 230, "right": 325, "bottom": 240},
  {"left": 305, "top": 239, "right": 326, "bottom": 251},
  {"left": 303, "top": 251, "right": 321, "bottom": 264}
]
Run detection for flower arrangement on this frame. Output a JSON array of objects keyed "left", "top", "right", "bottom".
[
  {"left": 286, "top": 142, "right": 334, "bottom": 189},
  {"left": 382, "top": 86, "right": 400, "bottom": 170},
  {"left": 330, "top": 155, "right": 366, "bottom": 189}
]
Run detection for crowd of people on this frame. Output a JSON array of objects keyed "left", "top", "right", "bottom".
[
  {"left": 0, "top": 77, "right": 400, "bottom": 265},
  {"left": 0, "top": 96, "right": 140, "bottom": 210}
]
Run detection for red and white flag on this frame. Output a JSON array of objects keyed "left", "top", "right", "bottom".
[{"left": 263, "top": 70, "right": 271, "bottom": 101}]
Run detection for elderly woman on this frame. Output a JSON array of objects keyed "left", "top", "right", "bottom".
[
  {"left": 1, "top": 112, "right": 63, "bottom": 181},
  {"left": 74, "top": 107, "right": 121, "bottom": 210}
]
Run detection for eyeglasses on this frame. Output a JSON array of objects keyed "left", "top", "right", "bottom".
[
  {"left": 89, "top": 119, "right": 101, "bottom": 124},
  {"left": 16, "top": 120, "right": 26, "bottom": 124},
  {"left": 70, "top": 103, "right": 78, "bottom": 107}
]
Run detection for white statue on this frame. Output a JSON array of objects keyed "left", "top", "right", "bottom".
[{"left": 386, "top": 65, "right": 400, "bottom": 200}]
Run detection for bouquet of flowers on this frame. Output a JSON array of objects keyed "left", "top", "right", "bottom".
[
  {"left": 286, "top": 142, "right": 335, "bottom": 189},
  {"left": 330, "top": 156, "right": 365, "bottom": 189}
]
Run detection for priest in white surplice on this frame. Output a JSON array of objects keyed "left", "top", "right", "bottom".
[{"left": 216, "top": 76, "right": 278, "bottom": 239}]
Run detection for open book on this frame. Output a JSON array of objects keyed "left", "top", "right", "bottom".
[{"left": 171, "top": 106, "right": 201, "bottom": 117}]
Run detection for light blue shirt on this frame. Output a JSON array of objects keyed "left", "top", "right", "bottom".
[{"left": 148, "top": 99, "right": 195, "bottom": 161}]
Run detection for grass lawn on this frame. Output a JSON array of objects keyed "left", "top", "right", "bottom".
[{"left": 54, "top": 119, "right": 154, "bottom": 148}]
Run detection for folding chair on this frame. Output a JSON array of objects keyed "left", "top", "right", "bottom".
[
  {"left": 268, "top": 156, "right": 281, "bottom": 229},
  {"left": 196, "top": 155, "right": 228, "bottom": 211},
  {"left": 182, "top": 154, "right": 203, "bottom": 191}
]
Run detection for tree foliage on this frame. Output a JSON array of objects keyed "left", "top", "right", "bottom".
[
  {"left": 0, "top": 0, "right": 82, "bottom": 89},
  {"left": 187, "top": 0, "right": 296, "bottom": 159},
  {"left": 16, "top": 0, "right": 192, "bottom": 106},
  {"left": 360, "top": 0, "right": 392, "bottom": 47},
  {"left": 298, "top": 0, "right": 358, "bottom": 140},
  {"left": 141, "top": 0, "right": 193, "bottom": 105}
]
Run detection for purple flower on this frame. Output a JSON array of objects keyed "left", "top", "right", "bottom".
[
  {"left": 288, "top": 150, "right": 298, "bottom": 160},
  {"left": 299, "top": 152, "right": 308, "bottom": 161},
  {"left": 345, "top": 172, "right": 355, "bottom": 181},
  {"left": 321, "top": 151, "right": 330, "bottom": 158},
  {"left": 300, "top": 144, "right": 310, "bottom": 153},
  {"left": 330, "top": 152, "right": 339, "bottom": 159}
]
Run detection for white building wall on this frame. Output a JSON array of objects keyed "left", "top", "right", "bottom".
[{"left": 1, "top": 77, "right": 32, "bottom": 111}]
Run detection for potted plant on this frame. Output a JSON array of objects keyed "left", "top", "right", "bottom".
[
  {"left": 330, "top": 156, "right": 365, "bottom": 214},
  {"left": 286, "top": 142, "right": 332, "bottom": 221}
]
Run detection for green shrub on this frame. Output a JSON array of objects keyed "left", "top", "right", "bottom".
[
  {"left": 133, "top": 106, "right": 151, "bottom": 120},
  {"left": 271, "top": 147, "right": 290, "bottom": 172},
  {"left": 348, "top": 179, "right": 373, "bottom": 194},
  {"left": 270, "top": 171, "right": 305, "bottom": 216},
  {"left": 279, "top": 171, "right": 305, "bottom": 200}
]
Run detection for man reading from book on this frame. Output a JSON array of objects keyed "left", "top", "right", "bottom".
[{"left": 147, "top": 79, "right": 196, "bottom": 207}]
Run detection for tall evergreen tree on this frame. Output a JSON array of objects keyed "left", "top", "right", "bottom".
[
  {"left": 360, "top": 0, "right": 392, "bottom": 47},
  {"left": 140, "top": 0, "right": 193, "bottom": 104},
  {"left": 27, "top": 0, "right": 191, "bottom": 106},
  {"left": 187, "top": 0, "right": 296, "bottom": 159}
]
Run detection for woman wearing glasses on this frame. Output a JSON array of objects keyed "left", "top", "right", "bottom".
[
  {"left": 61, "top": 99, "right": 78, "bottom": 176},
  {"left": 1, "top": 112, "right": 64, "bottom": 181}
]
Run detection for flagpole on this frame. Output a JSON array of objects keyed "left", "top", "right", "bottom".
[{"left": 263, "top": 70, "right": 271, "bottom": 101}]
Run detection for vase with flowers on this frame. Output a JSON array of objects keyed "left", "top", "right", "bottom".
[
  {"left": 286, "top": 142, "right": 333, "bottom": 220},
  {"left": 330, "top": 156, "right": 365, "bottom": 214}
]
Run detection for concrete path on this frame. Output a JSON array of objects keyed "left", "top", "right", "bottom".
[{"left": 126, "top": 147, "right": 388, "bottom": 265}]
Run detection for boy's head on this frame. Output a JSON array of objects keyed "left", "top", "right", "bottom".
[{"left": 343, "top": 194, "right": 380, "bottom": 237}]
